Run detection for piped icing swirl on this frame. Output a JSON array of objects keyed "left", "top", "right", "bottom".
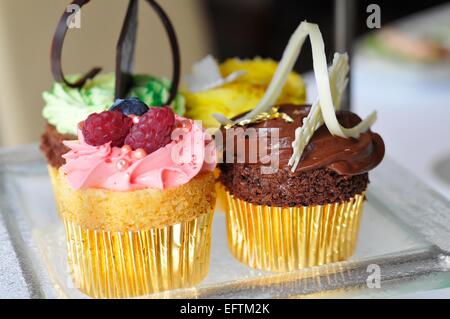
[
  {"left": 43, "top": 73, "right": 185, "bottom": 136},
  {"left": 62, "top": 116, "right": 215, "bottom": 191},
  {"left": 223, "top": 104, "right": 384, "bottom": 176}
]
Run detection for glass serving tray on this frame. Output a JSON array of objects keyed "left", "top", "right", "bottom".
[{"left": 1, "top": 145, "right": 450, "bottom": 299}]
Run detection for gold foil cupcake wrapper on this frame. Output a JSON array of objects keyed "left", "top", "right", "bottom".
[
  {"left": 64, "top": 211, "right": 214, "bottom": 299},
  {"left": 215, "top": 181, "right": 228, "bottom": 213},
  {"left": 225, "top": 191, "right": 365, "bottom": 272}
]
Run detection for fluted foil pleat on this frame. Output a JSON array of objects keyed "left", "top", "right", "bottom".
[
  {"left": 225, "top": 191, "right": 365, "bottom": 272},
  {"left": 63, "top": 212, "right": 213, "bottom": 299}
]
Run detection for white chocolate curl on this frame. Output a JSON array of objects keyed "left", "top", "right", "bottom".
[
  {"left": 214, "top": 21, "right": 377, "bottom": 170},
  {"left": 289, "top": 53, "right": 349, "bottom": 172}
]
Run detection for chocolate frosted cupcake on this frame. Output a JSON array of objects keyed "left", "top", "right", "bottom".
[
  {"left": 216, "top": 21, "right": 385, "bottom": 272},
  {"left": 221, "top": 105, "right": 383, "bottom": 206},
  {"left": 220, "top": 105, "right": 384, "bottom": 271}
]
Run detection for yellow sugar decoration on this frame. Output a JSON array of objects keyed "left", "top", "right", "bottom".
[{"left": 183, "top": 58, "right": 306, "bottom": 128}]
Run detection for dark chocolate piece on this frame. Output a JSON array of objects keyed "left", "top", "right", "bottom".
[
  {"left": 115, "top": 0, "right": 138, "bottom": 100},
  {"left": 144, "top": 0, "right": 180, "bottom": 105},
  {"left": 51, "top": 0, "right": 101, "bottom": 88},
  {"left": 115, "top": 0, "right": 181, "bottom": 104}
]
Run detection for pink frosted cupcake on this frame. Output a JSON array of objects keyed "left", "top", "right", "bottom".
[{"left": 53, "top": 98, "right": 216, "bottom": 298}]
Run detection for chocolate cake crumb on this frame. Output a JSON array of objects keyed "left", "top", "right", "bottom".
[
  {"left": 220, "top": 163, "right": 368, "bottom": 207},
  {"left": 40, "top": 124, "right": 76, "bottom": 168}
]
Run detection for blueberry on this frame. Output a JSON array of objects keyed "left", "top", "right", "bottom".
[{"left": 109, "top": 97, "right": 149, "bottom": 116}]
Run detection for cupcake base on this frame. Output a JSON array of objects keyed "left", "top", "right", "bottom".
[
  {"left": 224, "top": 191, "right": 365, "bottom": 272},
  {"left": 52, "top": 169, "right": 216, "bottom": 298},
  {"left": 64, "top": 211, "right": 213, "bottom": 299}
]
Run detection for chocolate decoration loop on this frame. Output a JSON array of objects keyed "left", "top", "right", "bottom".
[
  {"left": 115, "top": 0, "right": 139, "bottom": 100},
  {"left": 115, "top": 0, "right": 181, "bottom": 105},
  {"left": 145, "top": 0, "right": 181, "bottom": 105},
  {"left": 51, "top": 0, "right": 102, "bottom": 88}
]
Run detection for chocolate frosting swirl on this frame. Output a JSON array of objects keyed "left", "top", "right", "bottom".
[{"left": 222, "top": 104, "right": 385, "bottom": 176}]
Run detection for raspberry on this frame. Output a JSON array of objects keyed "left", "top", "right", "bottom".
[
  {"left": 125, "top": 107, "right": 175, "bottom": 154},
  {"left": 82, "top": 111, "right": 133, "bottom": 147}
]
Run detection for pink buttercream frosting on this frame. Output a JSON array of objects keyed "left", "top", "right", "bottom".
[{"left": 61, "top": 117, "right": 216, "bottom": 191}]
